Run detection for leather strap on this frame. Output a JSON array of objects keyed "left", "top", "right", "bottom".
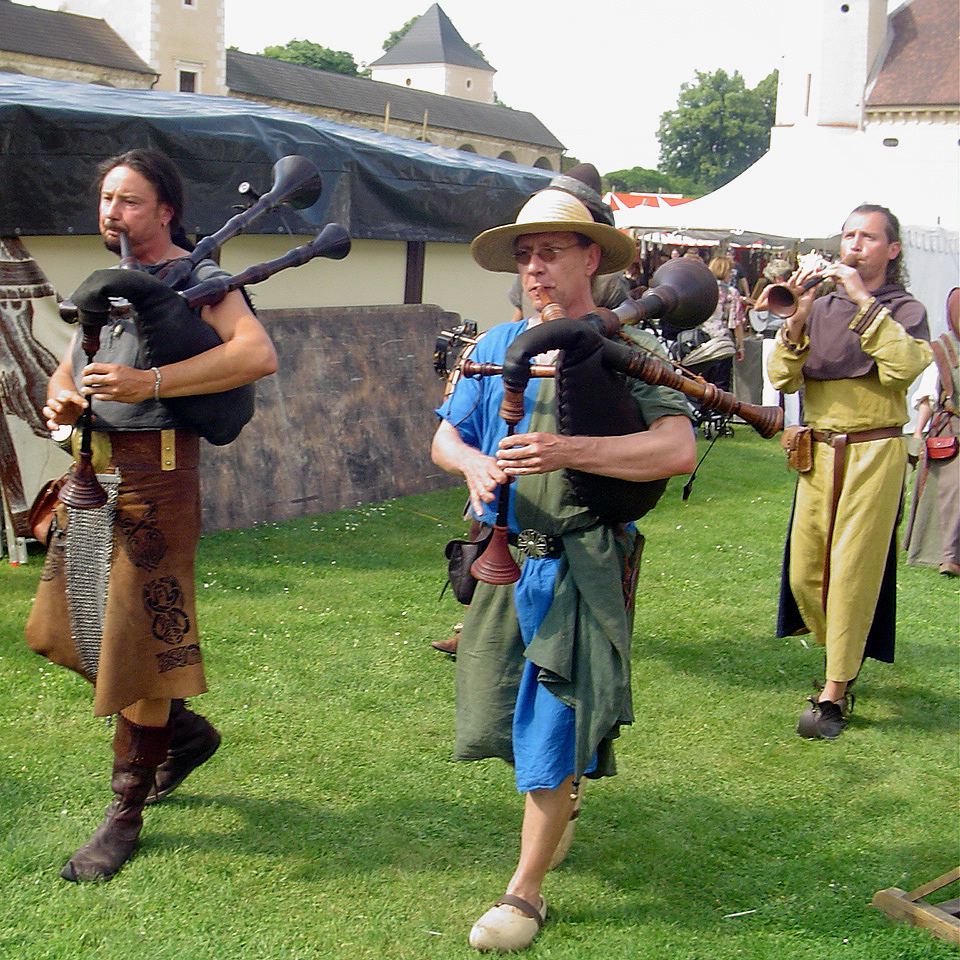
[
  {"left": 496, "top": 894, "right": 544, "bottom": 927},
  {"left": 811, "top": 426, "right": 902, "bottom": 609},
  {"left": 107, "top": 429, "right": 200, "bottom": 471},
  {"left": 811, "top": 427, "right": 903, "bottom": 445},
  {"left": 931, "top": 337, "right": 959, "bottom": 417}
]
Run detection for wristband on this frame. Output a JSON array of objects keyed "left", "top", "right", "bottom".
[{"left": 151, "top": 366, "right": 162, "bottom": 401}]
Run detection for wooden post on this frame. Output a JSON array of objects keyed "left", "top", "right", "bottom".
[{"left": 872, "top": 867, "right": 960, "bottom": 946}]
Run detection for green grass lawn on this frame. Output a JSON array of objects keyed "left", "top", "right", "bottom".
[{"left": 1, "top": 431, "right": 956, "bottom": 959}]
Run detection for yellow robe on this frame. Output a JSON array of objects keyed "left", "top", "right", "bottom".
[{"left": 768, "top": 299, "right": 932, "bottom": 681}]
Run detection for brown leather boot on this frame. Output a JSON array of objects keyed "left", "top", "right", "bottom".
[
  {"left": 60, "top": 715, "right": 172, "bottom": 882},
  {"left": 145, "top": 699, "right": 221, "bottom": 805},
  {"left": 430, "top": 635, "right": 459, "bottom": 654}
]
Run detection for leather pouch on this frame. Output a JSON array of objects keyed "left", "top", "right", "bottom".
[
  {"left": 27, "top": 475, "right": 67, "bottom": 547},
  {"left": 781, "top": 425, "right": 813, "bottom": 472},
  {"left": 926, "top": 435, "right": 958, "bottom": 460},
  {"left": 442, "top": 526, "right": 493, "bottom": 605}
]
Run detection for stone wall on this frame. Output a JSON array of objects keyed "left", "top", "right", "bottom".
[{"left": 198, "top": 304, "right": 461, "bottom": 532}]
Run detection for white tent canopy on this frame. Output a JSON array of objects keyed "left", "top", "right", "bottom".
[
  {"left": 616, "top": 127, "right": 959, "bottom": 334},
  {"left": 615, "top": 127, "right": 959, "bottom": 250}
]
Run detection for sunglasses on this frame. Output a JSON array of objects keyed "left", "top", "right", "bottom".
[{"left": 511, "top": 242, "right": 582, "bottom": 265}]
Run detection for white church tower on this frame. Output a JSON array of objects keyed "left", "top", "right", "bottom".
[
  {"left": 772, "top": 0, "right": 889, "bottom": 141},
  {"left": 50, "top": 0, "right": 227, "bottom": 96},
  {"left": 369, "top": 4, "right": 496, "bottom": 104}
]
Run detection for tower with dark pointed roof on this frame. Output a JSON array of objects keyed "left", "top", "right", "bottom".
[{"left": 369, "top": 4, "right": 495, "bottom": 104}]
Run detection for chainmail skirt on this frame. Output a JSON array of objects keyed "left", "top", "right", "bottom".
[{"left": 25, "top": 431, "right": 207, "bottom": 716}]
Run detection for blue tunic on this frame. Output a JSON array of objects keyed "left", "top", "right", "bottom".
[{"left": 439, "top": 318, "right": 690, "bottom": 790}]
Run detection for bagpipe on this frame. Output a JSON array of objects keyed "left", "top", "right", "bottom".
[
  {"left": 436, "top": 258, "right": 784, "bottom": 586},
  {"left": 57, "top": 155, "right": 351, "bottom": 510}
]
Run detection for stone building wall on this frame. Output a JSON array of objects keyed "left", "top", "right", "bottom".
[
  {"left": 0, "top": 52, "right": 151, "bottom": 88},
  {"left": 198, "top": 303, "right": 461, "bottom": 531}
]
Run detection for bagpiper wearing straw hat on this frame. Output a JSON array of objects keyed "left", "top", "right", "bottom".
[{"left": 431, "top": 165, "right": 696, "bottom": 953}]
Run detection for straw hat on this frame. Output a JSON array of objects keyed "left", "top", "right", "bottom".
[
  {"left": 471, "top": 189, "right": 635, "bottom": 275},
  {"left": 549, "top": 162, "right": 615, "bottom": 226}
]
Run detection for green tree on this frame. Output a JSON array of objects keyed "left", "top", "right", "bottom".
[
  {"left": 259, "top": 39, "right": 360, "bottom": 76},
  {"left": 383, "top": 18, "right": 418, "bottom": 51},
  {"left": 603, "top": 165, "right": 703, "bottom": 197},
  {"left": 657, "top": 68, "right": 777, "bottom": 192},
  {"left": 755, "top": 69, "right": 779, "bottom": 128}
]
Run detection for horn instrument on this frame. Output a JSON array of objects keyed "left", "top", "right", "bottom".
[
  {"left": 460, "top": 345, "right": 782, "bottom": 440},
  {"left": 58, "top": 231, "right": 145, "bottom": 509},
  {"left": 593, "top": 325, "right": 783, "bottom": 438},
  {"left": 764, "top": 254, "right": 858, "bottom": 319},
  {"left": 180, "top": 222, "right": 351, "bottom": 308},
  {"left": 610, "top": 256, "right": 720, "bottom": 332},
  {"left": 57, "top": 302, "right": 110, "bottom": 508},
  {"left": 467, "top": 370, "right": 526, "bottom": 587},
  {"left": 459, "top": 288, "right": 784, "bottom": 442}
]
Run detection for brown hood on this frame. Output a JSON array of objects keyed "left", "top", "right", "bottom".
[{"left": 803, "top": 284, "right": 928, "bottom": 380}]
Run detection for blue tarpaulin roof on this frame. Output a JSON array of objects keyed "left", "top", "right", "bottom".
[{"left": 0, "top": 74, "right": 551, "bottom": 242}]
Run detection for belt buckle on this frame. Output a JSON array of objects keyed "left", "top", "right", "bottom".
[
  {"left": 517, "top": 528, "right": 549, "bottom": 559},
  {"left": 160, "top": 428, "right": 177, "bottom": 471}
]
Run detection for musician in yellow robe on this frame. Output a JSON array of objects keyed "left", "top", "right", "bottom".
[{"left": 767, "top": 204, "right": 930, "bottom": 740}]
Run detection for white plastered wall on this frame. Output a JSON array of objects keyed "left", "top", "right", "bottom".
[{"left": 22, "top": 234, "right": 518, "bottom": 335}]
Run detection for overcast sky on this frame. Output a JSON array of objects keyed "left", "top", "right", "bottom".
[
  {"left": 28, "top": 0, "right": 901, "bottom": 173},
  {"left": 217, "top": 0, "right": 794, "bottom": 172}
]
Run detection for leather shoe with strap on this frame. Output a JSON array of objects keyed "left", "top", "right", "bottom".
[{"left": 469, "top": 894, "right": 546, "bottom": 952}]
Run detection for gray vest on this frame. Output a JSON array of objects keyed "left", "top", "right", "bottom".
[{"left": 71, "top": 258, "right": 229, "bottom": 432}]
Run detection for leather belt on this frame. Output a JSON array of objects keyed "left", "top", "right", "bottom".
[
  {"left": 102, "top": 429, "right": 200, "bottom": 472},
  {"left": 811, "top": 426, "right": 903, "bottom": 446},
  {"left": 508, "top": 528, "right": 564, "bottom": 559},
  {"left": 811, "top": 425, "right": 902, "bottom": 608}
]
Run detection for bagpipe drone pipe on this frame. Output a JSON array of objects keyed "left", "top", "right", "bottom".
[{"left": 62, "top": 156, "right": 350, "bottom": 448}]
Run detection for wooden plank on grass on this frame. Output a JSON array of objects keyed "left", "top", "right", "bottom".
[{"left": 872, "top": 868, "right": 960, "bottom": 947}]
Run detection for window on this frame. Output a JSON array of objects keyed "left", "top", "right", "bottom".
[{"left": 179, "top": 71, "right": 196, "bottom": 93}]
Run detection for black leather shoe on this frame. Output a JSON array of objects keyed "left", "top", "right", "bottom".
[{"left": 797, "top": 698, "right": 849, "bottom": 740}]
